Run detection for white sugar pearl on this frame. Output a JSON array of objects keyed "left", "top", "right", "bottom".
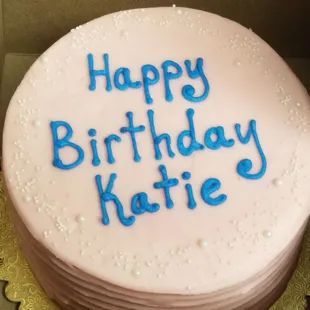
[
  {"left": 131, "top": 269, "right": 141, "bottom": 278},
  {"left": 33, "top": 119, "right": 41, "bottom": 127},
  {"left": 76, "top": 214, "right": 85, "bottom": 223},
  {"left": 197, "top": 239, "right": 208, "bottom": 248},
  {"left": 263, "top": 230, "right": 272, "bottom": 238},
  {"left": 24, "top": 196, "right": 32, "bottom": 203},
  {"left": 41, "top": 56, "right": 48, "bottom": 63},
  {"left": 273, "top": 178, "right": 283, "bottom": 187}
]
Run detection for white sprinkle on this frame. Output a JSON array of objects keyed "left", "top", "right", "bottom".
[
  {"left": 35, "top": 166, "right": 41, "bottom": 171},
  {"left": 124, "top": 264, "right": 130, "bottom": 271},
  {"left": 263, "top": 230, "right": 272, "bottom": 238},
  {"left": 121, "top": 30, "right": 129, "bottom": 38},
  {"left": 131, "top": 269, "right": 141, "bottom": 278},
  {"left": 234, "top": 60, "right": 242, "bottom": 67},
  {"left": 76, "top": 214, "right": 86, "bottom": 223},
  {"left": 273, "top": 178, "right": 283, "bottom": 187},
  {"left": 24, "top": 196, "right": 32, "bottom": 203},
  {"left": 177, "top": 9, "right": 182, "bottom": 14},
  {"left": 197, "top": 239, "right": 208, "bottom": 248},
  {"left": 145, "top": 261, "right": 153, "bottom": 267},
  {"left": 172, "top": 4, "right": 176, "bottom": 7}
]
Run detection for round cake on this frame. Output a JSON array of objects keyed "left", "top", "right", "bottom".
[{"left": 2, "top": 6, "right": 310, "bottom": 310}]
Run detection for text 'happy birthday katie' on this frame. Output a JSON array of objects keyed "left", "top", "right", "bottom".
[{"left": 49, "top": 53, "right": 267, "bottom": 227}]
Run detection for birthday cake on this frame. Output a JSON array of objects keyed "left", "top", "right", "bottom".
[{"left": 2, "top": 6, "right": 310, "bottom": 310}]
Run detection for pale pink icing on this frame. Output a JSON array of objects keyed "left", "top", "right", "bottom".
[
  {"left": 2, "top": 6, "right": 310, "bottom": 309},
  {"left": 7, "top": 195, "right": 306, "bottom": 309}
]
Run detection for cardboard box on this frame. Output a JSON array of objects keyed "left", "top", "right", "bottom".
[{"left": 0, "top": 1, "right": 309, "bottom": 309}]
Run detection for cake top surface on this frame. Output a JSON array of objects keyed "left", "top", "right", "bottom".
[{"left": 2, "top": 7, "right": 310, "bottom": 295}]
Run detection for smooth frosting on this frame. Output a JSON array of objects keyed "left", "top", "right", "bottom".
[{"left": 2, "top": 6, "right": 310, "bottom": 306}]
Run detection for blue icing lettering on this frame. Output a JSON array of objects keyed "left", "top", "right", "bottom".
[
  {"left": 87, "top": 53, "right": 112, "bottom": 92},
  {"left": 95, "top": 173, "right": 135, "bottom": 226},
  {"left": 235, "top": 120, "right": 267, "bottom": 180},
  {"left": 131, "top": 192, "right": 160, "bottom": 215},
  {"left": 153, "top": 165, "right": 179, "bottom": 209},
  {"left": 88, "top": 54, "right": 212, "bottom": 104},
  {"left": 162, "top": 60, "right": 183, "bottom": 102},
  {"left": 177, "top": 108, "right": 204, "bottom": 156},
  {"left": 120, "top": 112, "right": 145, "bottom": 162},
  {"left": 88, "top": 129, "right": 96, "bottom": 136},
  {"left": 141, "top": 64, "right": 160, "bottom": 104},
  {"left": 182, "top": 58, "right": 210, "bottom": 103},
  {"left": 50, "top": 121, "right": 84, "bottom": 170},
  {"left": 200, "top": 178, "right": 227, "bottom": 206},
  {"left": 181, "top": 172, "right": 191, "bottom": 180},
  {"left": 147, "top": 109, "right": 175, "bottom": 160},
  {"left": 104, "top": 134, "right": 121, "bottom": 164},
  {"left": 181, "top": 171, "right": 197, "bottom": 209},
  {"left": 114, "top": 67, "right": 142, "bottom": 90},
  {"left": 204, "top": 126, "right": 235, "bottom": 150},
  {"left": 88, "top": 129, "right": 101, "bottom": 167}
]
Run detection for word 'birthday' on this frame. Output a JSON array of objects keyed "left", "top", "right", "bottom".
[
  {"left": 87, "top": 53, "right": 210, "bottom": 104},
  {"left": 50, "top": 108, "right": 266, "bottom": 181}
]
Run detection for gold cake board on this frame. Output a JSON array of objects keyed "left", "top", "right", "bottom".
[{"left": 0, "top": 174, "right": 309, "bottom": 310}]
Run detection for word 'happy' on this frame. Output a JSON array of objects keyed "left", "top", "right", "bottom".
[{"left": 87, "top": 53, "right": 210, "bottom": 104}]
